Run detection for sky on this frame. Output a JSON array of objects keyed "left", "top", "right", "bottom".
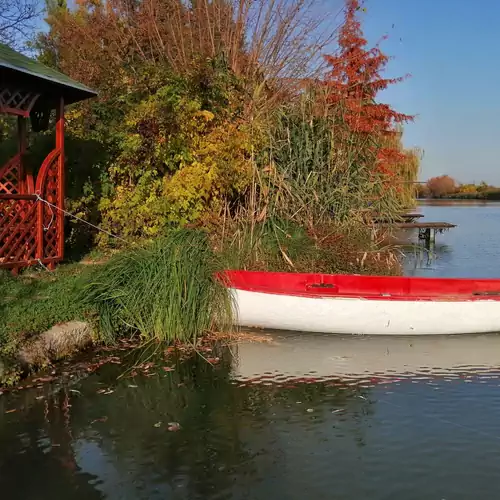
[{"left": 358, "top": 0, "right": 500, "bottom": 184}]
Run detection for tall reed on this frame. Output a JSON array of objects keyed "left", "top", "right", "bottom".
[
  {"left": 82, "top": 229, "right": 233, "bottom": 343},
  {"left": 247, "top": 92, "right": 408, "bottom": 227}
]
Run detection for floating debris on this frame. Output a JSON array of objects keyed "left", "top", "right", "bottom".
[
  {"left": 97, "top": 388, "right": 114, "bottom": 395},
  {"left": 91, "top": 416, "right": 108, "bottom": 424}
]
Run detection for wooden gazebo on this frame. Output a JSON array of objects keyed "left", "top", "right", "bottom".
[{"left": 0, "top": 43, "right": 96, "bottom": 273}]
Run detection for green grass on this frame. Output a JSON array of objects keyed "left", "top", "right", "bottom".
[
  {"left": 82, "top": 229, "right": 234, "bottom": 343},
  {"left": 0, "top": 264, "right": 93, "bottom": 352}
]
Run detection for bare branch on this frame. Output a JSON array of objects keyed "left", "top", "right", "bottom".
[{"left": 0, "top": 0, "right": 42, "bottom": 48}]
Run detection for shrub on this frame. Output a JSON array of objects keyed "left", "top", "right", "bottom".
[{"left": 82, "top": 229, "right": 234, "bottom": 343}]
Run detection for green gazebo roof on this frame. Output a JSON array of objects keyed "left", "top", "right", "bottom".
[{"left": 0, "top": 42, "right": 97, "bottom": 107}]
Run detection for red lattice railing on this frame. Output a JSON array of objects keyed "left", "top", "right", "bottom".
[
  {"left": 0, "top": 154, "right": 22, "bottom": 194},
  {"left": 36, "top": 149, "right": 61, "bottom": 261},
  {"left": 0, "top": 148, "right": 64, "bottom": 271},
  {"left": 0, "top": 88, "right": 40, "bottom": 117},
  {"left": 0, "top": 195, "right": 38, "bottom": 267}
]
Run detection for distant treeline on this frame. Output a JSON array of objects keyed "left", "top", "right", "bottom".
[{"left": 417, "top": 176, "right": 500, "bottom": 200}]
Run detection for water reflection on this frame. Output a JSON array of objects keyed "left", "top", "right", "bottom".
[
  {"left": 402, "top": 242, "right": 452, "bottom": 274},
  {"left": 0, "top": 388, "right": 103, "bottom": 499},
  {"left": 0, "top": 343, "right": 373, "bottom": 500},
  {"left": 2, "top": 334, "right": 500, "bottom": 499},
  {"left": 232, "top": 331, "right": 500, "bottom": 383}
]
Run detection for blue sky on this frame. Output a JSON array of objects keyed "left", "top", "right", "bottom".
[{"left": 359, "top": 0, "right": 500, "bottom": 184}]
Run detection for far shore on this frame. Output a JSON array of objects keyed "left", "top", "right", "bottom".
[{"left": 417, "top": 198, "right": 500, "bottom": 205}]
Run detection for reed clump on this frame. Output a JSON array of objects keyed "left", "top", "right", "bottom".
[
  {"left": 216, "top": 217, "right": 400, "bottom": 276},
  {"left": 82, "top": 229, "right": 234, "bottom": 343}
]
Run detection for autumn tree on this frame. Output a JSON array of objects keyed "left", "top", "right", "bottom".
[
  {"left": 323, "top": 0, "right": 413, "bottom": 135},
  {"left": 415, "top": 183, "right": 430, "bottom": 199},
  {"left": 426, "top": 175, "right": 457, "bottom": 198},
  {"left": 320, "top": 0, "right": 415, "bottom": 215}
]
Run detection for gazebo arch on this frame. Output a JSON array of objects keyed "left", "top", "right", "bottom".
[{"left": 0, "top": 43, "right": 96, "bottom": 273}]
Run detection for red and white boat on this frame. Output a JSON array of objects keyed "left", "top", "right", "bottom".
[{"left": 224, "top": 271, "right": 500, "bottom": 335}]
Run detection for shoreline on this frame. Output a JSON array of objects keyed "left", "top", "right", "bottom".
[
  {"left": 418, "top": 198, "right": 500, "bottom": 205},
  {"left": 0, "top": 321, "right": 94, "bottom": 386}
]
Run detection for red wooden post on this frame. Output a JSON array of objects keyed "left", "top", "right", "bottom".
[
  {"left": 56, "top": 97, "right": 65, "bottom": 260},
  {"left": 17, "top": 116, "right": 26, "bottom": 193},
  {"left": 36, "top": 194, "right": 43, "bottom": 260}
]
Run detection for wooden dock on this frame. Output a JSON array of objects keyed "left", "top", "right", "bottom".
[
  {"left": 376, "top": 221, "right": 457, "bottom": 246},
  {"left": 391, "top": 222, "right": 456, "bottom": 230},
  {"left": 373, "top": 213, "right": 424, "bottom": 224}
]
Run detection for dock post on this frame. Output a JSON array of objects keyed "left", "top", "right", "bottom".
[
  {"left": 429, "top": 229, "right": 436, "bottom": 244},
  {"left": 419, "top": 227, "right": 431, "bottom": 242}
]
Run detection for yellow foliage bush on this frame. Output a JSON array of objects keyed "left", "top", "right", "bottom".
[
  {"left": 96, "top": 78, "right": 255, "bottom": 241},
  {"left": 164, "top": 121, "right": 254, "bottom": 224}
]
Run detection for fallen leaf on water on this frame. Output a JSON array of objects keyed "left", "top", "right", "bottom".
[
  {"left": 32, "top": 376, "right": 55, "bottom": 383},
  {"left": 154, "top": 421, "right": 162, "bottom": 428},
  {"left": 5, "top": 409, "right": 16, "bottom": 414},
  {"left": 306, "top": 408, "right": 314, "bottom": 413},
  {"left": 128, "top": 384, "right": 138, "bottom": 388},
  {"left": 35, "top": 396, "right": 45, "bottom": 400},
  {"left": 97, "top": 388, "right": 114, "bottom": 395},
  {"left": 91, "top": 416, "right": 108, "bottom": 424},
  {"left": 162, "top": 366, "right": 175, "bottom": 372},
  {"left": 167, "top": 422, "right": 181, "bottom": 432}
]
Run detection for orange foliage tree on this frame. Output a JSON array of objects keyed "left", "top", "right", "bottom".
[
  {"left": 426, "top": 175, "right": 457, "bottom": 198},
  {"left": 321, "top": 0, "right": 415, "bottom": 211}
]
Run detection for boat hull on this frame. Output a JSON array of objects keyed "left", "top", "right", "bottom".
[{"left": 231, "top": 288, "right": 500, "bottom": 335}]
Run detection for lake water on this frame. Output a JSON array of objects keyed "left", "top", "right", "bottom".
[
  {"left": 404, "top": 201, "right": 500, "bottom": 278},
  {"left": 2, "top": 202, "right": 500, "bottom": 500}
]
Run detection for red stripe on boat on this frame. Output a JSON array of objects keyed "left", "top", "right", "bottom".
[{"left": 223, "top": 270, "right": 500, "bottom": 302}]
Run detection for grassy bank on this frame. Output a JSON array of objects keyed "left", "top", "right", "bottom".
[
  {"left": 0, "top": 265, "right": 90, "bottom": 354},
  {"left": 0, "top": 224, "right": 400, "bottom": 356},
  {"left": 0, "top": 230, "right": 233, "bottom": 358}
]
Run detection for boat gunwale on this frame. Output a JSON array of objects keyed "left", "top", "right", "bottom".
[{"left": 223, "top": 270, "right": 500, "bottom": 302}]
